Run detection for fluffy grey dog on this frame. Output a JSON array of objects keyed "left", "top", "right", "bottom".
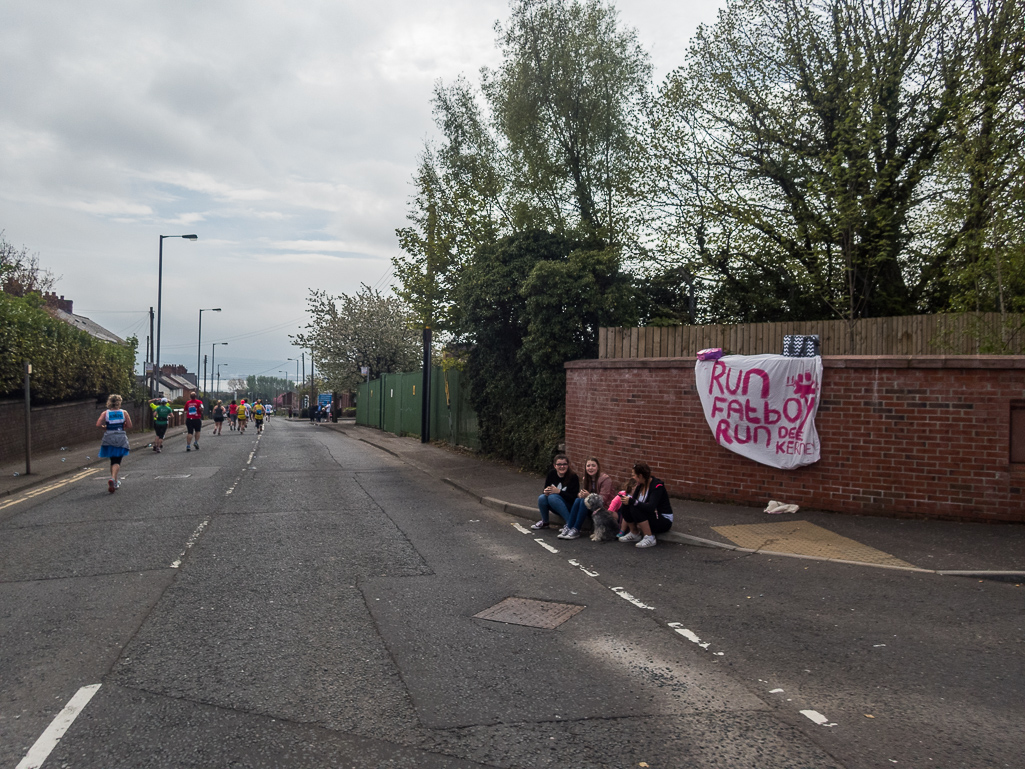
[{"left": 585, "top": 493, "right": 619, "bottom": 542}]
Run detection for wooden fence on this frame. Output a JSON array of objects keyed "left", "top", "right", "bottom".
[{"left": 598, "top": 313, "right": 1025, "bottom": 359}]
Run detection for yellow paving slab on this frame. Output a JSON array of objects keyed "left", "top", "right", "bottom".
[{"left": 711, "top": 520, "right": 916, "bottom": 568}]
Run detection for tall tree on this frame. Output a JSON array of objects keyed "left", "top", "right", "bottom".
[
  {"left": 486, "top": 0, "right": 651, "bottom": 243},
  {"left": 648, "top": 0, "right": 964, "bottom": 330}
]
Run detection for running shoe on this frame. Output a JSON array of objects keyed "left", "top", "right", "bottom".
[
  {"left": 635, "top": 535, "right": 657, "bottom": 548},
  {"left": 530, "top": 520, "right": 548, "bottom": 530},
  {"left": 108, "top": 478, "right": 116, "bottom": 493},
  {"left": 619, "top": 532, "right": 642, "bottom": 543}
]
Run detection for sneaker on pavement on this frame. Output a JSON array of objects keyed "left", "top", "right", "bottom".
[
  {"left": 619, "top": 532, "right": 642, "bottom": 543},
  {"left": 635, "top": 535, "right": 657, "bottom": 548},
  {"left": 194, "top": 443, "right": 199, "bottom": 450},
  {"left": 108, "top": 478, "right": 116, "bottom": 493},
  {"left": 530, "top": 520, "right": 549, "bottom": 530},
  {"left": 563, "top": 528, "right": 581, "bottom": 540},
  {"left": 186, "top": 446, "right": 191, "bottom": 452}
]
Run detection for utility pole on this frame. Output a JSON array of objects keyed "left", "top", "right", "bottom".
[
  {"left": 421, "top": 327, "right": 431, "bottom": 443},
  {"left": 23, "top": 362, "right": 32, "bottom": 475}
]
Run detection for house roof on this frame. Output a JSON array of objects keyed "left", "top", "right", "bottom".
[{"left": 52, "top": 309, "right": 124, "bottom": 344}]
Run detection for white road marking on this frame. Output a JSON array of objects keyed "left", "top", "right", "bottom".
[
  {"left": 16, "top": 684, "right": 101, "bottom": 769},
  {"left": 535, "top": 538, "right": 560, "bottom": 553},
  {"left": 568, "top": 559, "right": 599, "bottom": 577},
  {"left": 770, "top": 688, "right": 785, "bottom": 693},
  {"left": 667, "top": 622, "right": 712, "bottom": 648},
  {"left": 800, "top": 710, "right": 836, "bottom": 726},
  {"left": 171, "top": 520, "right": 209, "bottom": 568},
  {"left": 512, "top": 522, "right": 531, "bottom": 534},
  {"left": 610, "top": 586, "right": 654, "bottom": 610}
]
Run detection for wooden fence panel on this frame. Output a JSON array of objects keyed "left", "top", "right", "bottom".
[{"left": 598, "top": 313, "right": 1025, "bottom": 358}]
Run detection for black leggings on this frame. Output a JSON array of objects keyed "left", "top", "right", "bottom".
[
  {"left": 622, "top": 503, "right": 672, "bottom": 534},
  {"left": 109, "top": 457, "right": 122, "bottom": 467}
]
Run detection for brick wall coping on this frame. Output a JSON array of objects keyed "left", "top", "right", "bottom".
[
  {"left": 0, "top": 397, "right": 103, "bottom": 411},
  {"left": 566, "top": 355, "right": 1025, "bottom": 371}
]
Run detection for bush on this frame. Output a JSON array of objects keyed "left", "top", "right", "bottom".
[{"left": 0, "top": 291, "right": 137, "bottom": 403}]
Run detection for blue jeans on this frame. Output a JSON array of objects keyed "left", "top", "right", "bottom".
[
  {"left": 564, "top": 497, "right": 590, "bottom": 530},
  {"left": 537, "top": 493, "right": 570, "bottom": 525}
]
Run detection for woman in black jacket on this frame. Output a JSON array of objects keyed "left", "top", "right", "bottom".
[
  {"left": 618, "top": 462, "right": 673, "bottom": 548},
  {"left": 531, "top": 454, "right": 580, "bottom": 530}
]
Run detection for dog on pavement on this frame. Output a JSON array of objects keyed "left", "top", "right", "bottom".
[{"left": 585, "top": 493, "right": 618, "bottom": 542}]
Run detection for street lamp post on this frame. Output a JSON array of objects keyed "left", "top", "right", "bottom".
[
  {"left": 155, "top": 234, "right": 197, "bottom": 394},
  {"left": 288, "top": 357, "right": 300, "bottom": 417},
  {"left": 216, "top": 362, "right": 227, "bottom": 395},
  {"left": 210, "top": 342, "right": 228, "bottom": 400},
  {"left": 197, "top": 308, "right": 221, "bottom": 397}
]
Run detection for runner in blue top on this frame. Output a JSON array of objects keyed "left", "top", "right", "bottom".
[{"left": 96, "top": 394, "right": 133, "bottom": 493}]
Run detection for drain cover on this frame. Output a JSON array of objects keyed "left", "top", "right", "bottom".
[{"left": 474, "top": 597, "right": 584, "bottom": 629}]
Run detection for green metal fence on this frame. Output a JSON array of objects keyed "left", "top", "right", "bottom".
[{"left": 356, "top": 368, "right": 479, "bottom": 450}]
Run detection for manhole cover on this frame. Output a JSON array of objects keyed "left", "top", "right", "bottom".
[{"left": 474, "top": 597, "right": 584, "bottom": 629}]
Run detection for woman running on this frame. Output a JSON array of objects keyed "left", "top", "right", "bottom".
[
  {"left": 212, "top": 400, "right": 226, "bottom": 435},
  {"left": 96, "top": 394, "right": 133, "bottom": 493}
]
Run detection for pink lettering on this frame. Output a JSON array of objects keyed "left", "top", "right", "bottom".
[
  {"left": 726, "top": 399, "right": 745, "bottom": 420},
  {"left": 711, "top": 396, "right": 728, "bottom": 418},
  {"left": 708, "top": 361, "right": 727, "bottom": 395},
  {"left": 744, "top": 400, "right": 761, "bottom": 423},
  {"left": 763, "top": 403, "right": 782, "bottom": 425},
  {"left": 743, "top": 368, "right": 770, "bottom": 398},
  {"left": 715, "top": 419, "right": 733, "bottom": 445},
  {"left": 725, "top": 367, "right": 742, "bottom": 395},
  {"left": 783, "top": 398, "right": 803, "bottom": 423}
]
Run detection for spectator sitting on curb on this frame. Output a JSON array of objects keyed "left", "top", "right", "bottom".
[
  {"left": 618, "top": 462, "right": 673, "bottom": 549},
  {"left": 558, "top": 457, "right": 615, "bottom": 540},
  {"left": 532, "top": 454, "right": 579, "bottom": 531}
]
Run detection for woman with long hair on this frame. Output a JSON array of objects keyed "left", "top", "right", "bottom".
[
  {"left": 618, "top": 462, "right": 673, "bottom": 548},
  {"left": 558, "top": 457, "right": 615, "bottom": 540},
  {"left": 96, "top": 394, "right": 133, "bottom": 493}
]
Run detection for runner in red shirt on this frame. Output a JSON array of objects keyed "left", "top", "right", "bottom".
[
  {"left": 228, "top": 400, "right": 239, "bottom": 431},
  {"left": 184, "top": 391, "right": 204, "bottom": 451}
]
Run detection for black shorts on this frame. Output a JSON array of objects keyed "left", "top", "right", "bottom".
[
  {"left": 214, "top": 417, "right": 224, "bottom": 423},
  {"left": 186, "top": 418, "right": 202, "bottom": 434},
  {"left": 154, "top": 423, "right": 168, "bottom": 439},
  {"left": 622, "top": 505, "right": 673, "bottom": 535}
]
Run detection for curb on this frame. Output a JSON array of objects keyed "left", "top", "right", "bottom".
[{"left": 438, "top": 477, "right": 1023, "bottom": 582}]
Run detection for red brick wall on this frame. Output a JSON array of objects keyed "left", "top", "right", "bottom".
[
  {"left": 565, "top": 356, "right": 1025, "bottom": 523},
  {"left": 0, "top": 399, "right": 147, "bottom": 464}
]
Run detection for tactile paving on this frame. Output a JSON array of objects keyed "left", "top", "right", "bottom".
[{"left": 712, "top": 520, "right": 915, "bottom": 568}]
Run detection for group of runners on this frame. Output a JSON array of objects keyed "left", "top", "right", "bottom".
[{"left": 95, "top": 391, "right": 272, "bottom": 494}]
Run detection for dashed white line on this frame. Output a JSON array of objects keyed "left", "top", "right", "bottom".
[
  {"left": 568, "top": 559, "right": 599, "bottom": 577},
  {"left": 512, "top": 522, "right": 531, "bottom": 534},
  {"left": 610, "top": 586, "right": 654, "bottom": 610},
  {"left": 800, "top": 709, "right": 836, "bottom": 727},
  {"left": 535, "top": 538, "right": 559, "bottom": 554},
  {"left": 171, "top": 520, "right": 209, "bottom": 568},
  {"left": 16, "top": 684, "right": 101, "bottom": 769}
]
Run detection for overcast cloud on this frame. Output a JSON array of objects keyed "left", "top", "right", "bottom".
[{"left": 0, "top": 0, "right": 723, "bottom": 382}]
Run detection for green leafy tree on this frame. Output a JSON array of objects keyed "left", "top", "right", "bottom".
[
  {"left": 293, "top": 285, "right": 421, "bottom": 394},
  {"left": 486, "top": 0, "right": 651, "bottom": 242},
  {"left": 648, "top": 0, "right": 964, "bottom": 332},
  {"left": 1, "top": 233, "right": 58, "bottom": 297},
  {"left": 455, "top": 231, "right": 635, "bottom": 469}
]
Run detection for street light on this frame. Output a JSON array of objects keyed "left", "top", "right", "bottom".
[
  {"left": 216, "top": 362, "right": 228, "bottom": 394},
  {"left": 197, "top": 308, "right": 221, "bottom": 397},
  {"left": 288, "top": 357, "right": 300, "bottom": 414},
  {"left": 155, "top": 234, "right": 197, "bottom": 395},
  {"left": 210, "top": 342, "right": 228, "bottom": 400}
]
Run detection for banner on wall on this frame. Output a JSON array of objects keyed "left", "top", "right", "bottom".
[{"left": 694, "top": 354, "right": 822, "bottom": 469}]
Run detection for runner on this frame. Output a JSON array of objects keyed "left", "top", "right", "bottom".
[
  {"left": 184, "top": 390, "right": 204, "bottom": 451},
  {"left": 228, "top": 399, "right": 238, "bottom": 431},
  {"left": 237, "top": 398, "right": 249, "bottom": 434},
  {"left": 251, "top": 399, "right": 266, "bottom": 434},
  {"left": 148, "top": 396, "right": 173, "bottom": 452},
  {"left": 212, "top": 400, "right": 226, "bottom": 435},
  {"left": 96, "top": 394, "right": 133, "bottom": 492}
]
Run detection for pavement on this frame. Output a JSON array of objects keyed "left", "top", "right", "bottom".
[{"left": 4, "top": 418, "right": 1024, "bottom": 581}]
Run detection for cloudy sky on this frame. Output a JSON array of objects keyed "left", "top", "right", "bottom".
[{"left": 1, "top": 0, "right": 724, "bottom": 384}]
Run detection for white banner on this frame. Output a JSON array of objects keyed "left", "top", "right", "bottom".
[{"left": 695, "top": 354, "right": 822, "bottom": 469}]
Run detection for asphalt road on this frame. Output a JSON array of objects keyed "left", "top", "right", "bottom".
[{"left": 0, "top": 420, "right": 1020, "bottom": 768}]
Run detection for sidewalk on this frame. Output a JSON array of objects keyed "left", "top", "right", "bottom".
[
  {"left": 323, "top": 421, "right": 1025, "bottom": 581},
  {"left": 0, "top": 425, "right": 188, "bottom": 499}
]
